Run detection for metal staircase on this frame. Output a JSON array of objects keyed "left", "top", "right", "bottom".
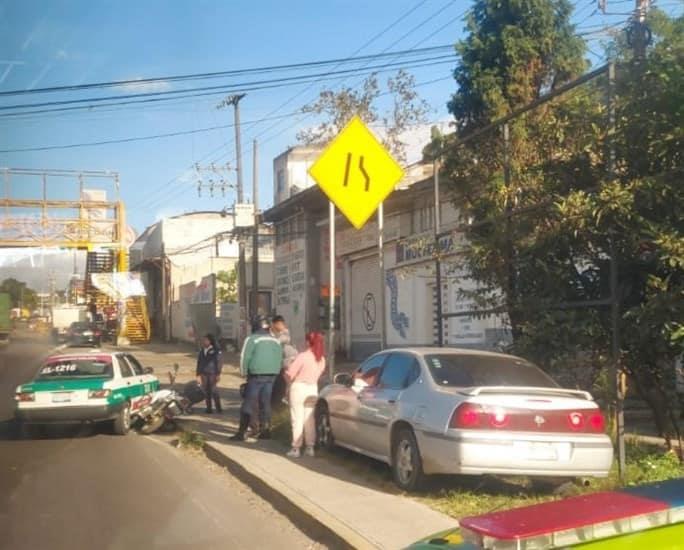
[
  {"left": 85, "top": 251, "right": 116, "bottom": 312},
  {"left": 85, "top": 250, "right": 151, "bottom": 344},
  {"left": 124, "top": 296, "right": 150, "bottom": 343}
]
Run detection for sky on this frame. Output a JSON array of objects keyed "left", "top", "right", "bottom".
[{"left": 0, "top": 0, "right": 681, "bottom": 246}]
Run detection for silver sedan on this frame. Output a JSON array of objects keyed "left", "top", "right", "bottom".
[{"left": 315, "top": 348, "right": 614, "bottom": 491}]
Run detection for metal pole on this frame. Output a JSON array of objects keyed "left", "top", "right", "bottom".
[
  {"left": 607, "top": 60, "right": 626, "bottom": 480},
  {"left": 251, "top": 139, "right": 259, "bottom": 319},
  {"left": 231, "top": 94, "right": 248, "bottom": 337},
  {"left": 434, "top": 158, "right": 443, "bottom": 347},
  {"left": 610, "top": 243, "right": 625, "bottom": 480},
  {"left": 378, "top": 202, "right": 386, "bottom": 349},
  {"left": 233, "top": 95, "right": 245, "bottom": 203},
  {"left": 328, "top": 201, "right": 336, "bottom": 380}
]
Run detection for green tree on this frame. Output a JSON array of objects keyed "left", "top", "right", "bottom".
[
  {"left": 0, "top": 278, "right": 38, "bottom": 311},
  {"left": 442, "top": 3, "right": 684, "bottom": 448},
  {"left": 442, "top": 0, "right": 588, "bottom": 341},
  {"left": 216, "top": 269, "right": 237, "bottom": 304},
  {"left": 298, "top": 70, "right": 429, "bottom": 164}
]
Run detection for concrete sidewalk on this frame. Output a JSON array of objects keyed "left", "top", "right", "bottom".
[{"left": 125, "top": 340, "right": 455, "bottom": 549}]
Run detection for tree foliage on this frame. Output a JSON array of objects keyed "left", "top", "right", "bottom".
[
  {"left": 216, "top": 269, "right": 237, "bottom": 304},
  {"left": 0, "top": 278, "right": 38, "bottom": 311},
  {"left": 297, "top": 70, "right": 429, "bottom": 164},
  {"left": 443, "top": 1, "right": 683, "bottom": 447}
]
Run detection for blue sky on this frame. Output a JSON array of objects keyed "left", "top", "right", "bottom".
[{"left": 0, "top": 0, "right": 679, "bottom": 236}]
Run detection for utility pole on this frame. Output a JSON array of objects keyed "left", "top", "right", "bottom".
[
  {"left": 217, "top": 93, "right": 248, "bottom": 336},
  {"left": 433, "top": 157, "right": 443, "bottom": 347},
  {"left": 628, "top": 0, "right": 652, "bottom": 60},
  {"left": 251, "top": 139, "right": 259, "bottom": 320}
]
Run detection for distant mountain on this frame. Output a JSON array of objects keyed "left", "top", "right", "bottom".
[{"left": 0, "top": 250, "right": 85, "bottom": 292}]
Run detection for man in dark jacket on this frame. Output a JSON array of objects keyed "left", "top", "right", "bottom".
[
  {"left": 231, "top": 317, "right": 283, "bottom": 440},
  {"left": 196, "top": 333, "right": 222, "bottom": 414}
]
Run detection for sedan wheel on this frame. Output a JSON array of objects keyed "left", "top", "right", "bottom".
[
  {"left": 315, "top": 404, "right": 334, "bottom": 450},
  {"left": 392, "top": 427, "right": 424, "bottom": 492}
]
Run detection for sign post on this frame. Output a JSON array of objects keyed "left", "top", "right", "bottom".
[
  {"left": 328, "top": 201, "right": 336, "bottom": 381},
  {"left": 308, "top": 116, "right": 405, "bottom": 376}
]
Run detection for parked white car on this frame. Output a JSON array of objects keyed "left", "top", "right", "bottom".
[{"left": 315, "top": 348, "right": 614, "bottom": 491}]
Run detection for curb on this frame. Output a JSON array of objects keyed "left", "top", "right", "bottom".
[{"left": 176, "top": 420, "right": 378, "bottom": 549}]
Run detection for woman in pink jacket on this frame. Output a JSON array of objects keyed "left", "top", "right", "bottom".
[{"left": 284, "top": 332, "right": 326, "bottom": 458}]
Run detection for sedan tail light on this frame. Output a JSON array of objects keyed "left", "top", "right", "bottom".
[
  {"left": 451, "top": 403, "right": 483, "bottom": 429},
  {"left": 450, "top": 403, "right": 607, "bottom": 433},
  {"left": 15, "top": 392, "right": 35, "bottom": 402},
  {"left": 88, "top": 389, "right": 111, "bottom": 399}
]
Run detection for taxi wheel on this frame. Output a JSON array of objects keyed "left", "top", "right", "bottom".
[
  {"left": 112, "top": 403, "right": 131, "bottom": 435},
  {"left": 392, "top": 427, "right": 424, "bottom": 492}
]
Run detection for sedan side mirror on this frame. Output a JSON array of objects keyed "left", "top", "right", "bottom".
[
  {"left": 334, "top": 373, "right": 352, "bottom": 386},
  {"left": 144, "top": 367, "right": 154, "bottom": 374}
]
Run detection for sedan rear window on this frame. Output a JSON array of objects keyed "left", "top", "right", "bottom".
[
  {"left": 425, "top": 354, "right": 558, "bottom": 388},
  {"left": 37, "top": 358, "right": 113, "bottom": 379}
]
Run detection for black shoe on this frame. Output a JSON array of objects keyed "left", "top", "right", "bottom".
[
  {"left": 230, "top": 432, "right": 245, "bottom": 441},
  {"left": 258, "top": 430, "right": 272, "bottom": 440}
]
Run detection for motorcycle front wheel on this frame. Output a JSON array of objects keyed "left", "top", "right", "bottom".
[{"left": 138, "top": 414, "right": 166, "bottom": 435}]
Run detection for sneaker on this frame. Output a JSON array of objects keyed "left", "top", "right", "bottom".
[
  {"left": 305, "top": 446, "right": 316, "bottom": 457},
  {"left": 205, "top": 409, "right": 213, "bottom": 414},
  {"left": 258, "top": 430, "right": 272, "bottom": 440},
  {"left": 286, "top": 448, "right": 301, "bottom": 458},
  {"left": 229, "top": 432, "right": 245, "bottom": 442}
]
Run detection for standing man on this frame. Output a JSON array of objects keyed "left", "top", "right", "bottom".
[
  {"left": 270, "top": 315, "right": 297, "bottom": 405},
  {"left": 231, "top": 317, "right": 283, "bottom": 441},
  {"left": 196, "top": 334, "right": 222, "bottom": 414}
]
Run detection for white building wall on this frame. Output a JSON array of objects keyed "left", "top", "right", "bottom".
[
  {"left": 274, "top": 238, "right": 308, "bottom": 348},
  {"left": 273, "top": 147, "right": 321, "bottom": 205}
]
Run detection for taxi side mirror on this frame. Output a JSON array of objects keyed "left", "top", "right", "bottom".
[{"left": 143, "top": 367, "right": 154, "bottom": 374}]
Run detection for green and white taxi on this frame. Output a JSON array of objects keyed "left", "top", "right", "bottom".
[{"left": 14, "top": 351, "right": 159, "bottom": 435}]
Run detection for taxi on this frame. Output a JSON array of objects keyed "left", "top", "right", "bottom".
[{"left": 14, "top": 351, "right": 159, "bottom": 435}]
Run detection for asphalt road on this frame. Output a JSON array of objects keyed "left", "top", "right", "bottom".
[{"left": 0, "top": 332, "right": 319, "bottom": 550}]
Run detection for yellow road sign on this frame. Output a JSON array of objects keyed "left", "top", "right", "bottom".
[{"left": 308, "top": 115, "right": 404, "bottom": 229}]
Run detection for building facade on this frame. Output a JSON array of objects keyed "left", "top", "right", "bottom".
[
  {"left": 130, "top": 211, "right": 273, "bottom": 345},
  {"left": 264, "top": 162, "right": 511, "bottom": 360}
]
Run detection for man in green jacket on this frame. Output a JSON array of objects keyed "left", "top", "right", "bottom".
[{"left": 231, "top": 317, "right": 283, "bottom": 441}]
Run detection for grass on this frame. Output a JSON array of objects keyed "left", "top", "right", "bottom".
[
  {"left": 271, "top": 404, "right": 683, "bottom": 519},
  {"left": 419, "top": 438, "right": 684, "bottom": 519},
  {"left": 178, "top": 429, "right": 206, "bottom": 450}
]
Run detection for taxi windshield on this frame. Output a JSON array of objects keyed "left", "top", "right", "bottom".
[{"left": 37, "top": 358, "right": 113, "bottom": 379}]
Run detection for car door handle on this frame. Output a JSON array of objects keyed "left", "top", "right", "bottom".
[{"left": 388, "top": 399, "right": 396, "bottom": 404}]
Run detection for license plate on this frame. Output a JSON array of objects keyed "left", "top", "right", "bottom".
[
  {"left": 514, "top": 441, "right": 557, "bottom": 461},
  {"left": 52, "top": 392, "right": 72, "bottom": 403}
]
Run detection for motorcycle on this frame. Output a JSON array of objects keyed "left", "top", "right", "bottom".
[{"left": 136, "top": 364, "right": 198, "bottom": 435}]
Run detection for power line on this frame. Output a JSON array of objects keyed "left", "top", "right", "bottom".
[
  {"left": 0, "top": 56, "right": 455, "bottom": 121},
  {"left": 0, "top": 52, "right": 455, "bottom": 115},
  {"left": 134, "top": 75, "right": 454, "bottom": 213},
  {"left": 0, "top": 43, "right": 451, "bottom": 98},
  {"left": 137, "top": 2, "right": 465, "bottom": 214},
  {"left": 132, "top": 1, "right": 441, "bottom": 212}
]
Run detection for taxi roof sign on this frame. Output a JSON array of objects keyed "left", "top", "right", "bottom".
[{"left": 308, "top": 115, "right": 404, "bottom": 230}]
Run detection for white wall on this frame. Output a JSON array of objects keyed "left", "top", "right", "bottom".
[
  {"left": 273, "top": 148, "right": 319, "bottom": 205},
  {"left": 273, "top": 238, "right": 308, "bottom": 348}
]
